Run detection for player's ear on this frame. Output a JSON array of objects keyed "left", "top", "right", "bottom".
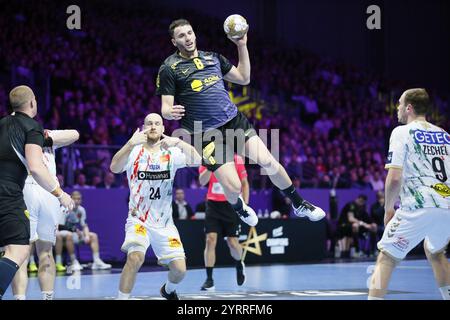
[{"left": 171, "top": 38, "right": 176, "bottom": 47}]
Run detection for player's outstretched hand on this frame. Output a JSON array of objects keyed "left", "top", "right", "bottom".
[
  {"left": 160, "top": 134, "right": 181, "bottom": 149},
  {"left": 228, "top": 31, "right": 248, "bottom": 47},
  {"left": 59, "top": 191, "right": 74, "bottom": 211},
  {"left": 128, "top": 127, "right": 150, "bottom": 147},
  {"left": 169, "top": 105, "right": 185, "bottom": 120}
]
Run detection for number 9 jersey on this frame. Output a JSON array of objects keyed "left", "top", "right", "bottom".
[
  {"left": 125, "top": 145, "right": 187, "bottom": 228},
  {"left": 385, "top": 120, "right": 450, "bottom": 211}
]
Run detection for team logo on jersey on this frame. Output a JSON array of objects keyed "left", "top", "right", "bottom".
[
  {"left": 148, "top": 164, "right": 161, "bottom": 171},
  {"left": 413, "top": 130, "right": 450, "bottom": 145},
  {"left": 160, "top": 154, "right": 170, "bottom": 163},
  {"left": 138, "top": 170, "right": 170, "bottom": 180},
  {"left": 386, "top": 152, "right": 393, "bottom": 164},
  {"left": 168, "top": 237, "right": 182, "bottom": 248},
  {"left": 431, "top": 183, "right": 450, "bottom": 197},
  {"left": 191, "top": 79, "right": 203, "bottom": 92},
  {"left": 190, "top": 75, "right": 220, "bottom": 92},
  {"left": 135, "top": 224, "right": 147, "bottom": 236}
]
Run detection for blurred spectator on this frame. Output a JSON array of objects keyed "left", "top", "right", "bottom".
[
  {"left": 98, "top": 172, "right": 117, "bottom": 189},
  {"left": 73, "top": 173, "right": 93, "bottom": 189},
  {"left": 172, "top": 189, "right": 194, "bottom": 220}
]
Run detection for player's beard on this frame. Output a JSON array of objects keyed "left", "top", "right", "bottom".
[{"left": 147, "top": 135, "right": 161, "bottom": 145}]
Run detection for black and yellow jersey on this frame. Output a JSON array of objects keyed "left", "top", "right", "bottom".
[{"left": 156, "top": 50, "right": 238, "bottom": 133}]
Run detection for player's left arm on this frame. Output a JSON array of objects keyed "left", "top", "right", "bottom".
[
  {"left": 47, "top": 129, "right": 80, "bottom": 148},
  {"left": 384, "top": 168, "right": 403, "bottom": 225},
  {"left": 223, "top": 33, "right": 250, "bottom": 85},
  {"left": 384, "top": 127, "right": 406, "bottom": 225}
]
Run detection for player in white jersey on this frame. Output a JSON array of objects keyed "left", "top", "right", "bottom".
[
  {"left": 368, "top": 89, "right": 450, "bottom": 300},
  {"left": 11, "top": 129, "right": 79, "bottom": 300},
  {"left": 111, "top": 113, "right": 201, "bottom": 300}
]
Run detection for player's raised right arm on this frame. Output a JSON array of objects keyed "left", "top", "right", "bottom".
[
  {"left": 161, "top": 95, "right": 185, "bottom": 120},
  {"left": 110, "top": 128, "right": 149, "bottom": 173}
]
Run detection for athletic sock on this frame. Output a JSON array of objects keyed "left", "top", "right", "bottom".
[
  {"left": 70, "top": 254, "right": 77, "bottom": 262},
  {"left": 206, "top": 267, "right": 214, "bottom": 280},
  {"left": 42, "top": 291, "right": 54, "bottom": 300},
  {"left": 14, "top": 294, "right": 26, "bottom": 300},
  {"left": 93, "top": 252, "right": 101, "bottom": 263},
  {"left": 439, "top": 285, "right": 450, "bottom": 300},
  {"left": 117, "top": 290, "right": 130, "bottom": 300},
  {"left": 0, "top": 257, "right": 20, "bottom": 299},
  {"left": 231, "top": 197, "right": 245, "bottom": 215},
  {"left": 165, "top": 280, "right": 177, "bottom": 293},
  {"left": 235, "top": 260, "right": 243, "bottom": 269},
  {"left": 368, "top": 296, "right": 384, "bottom": 300},
  {"left": 281, "top": 185, "right": 304, "bottom": 209},
  {"left": 56, "top": 255, "right": 62, "bottom": 265}
]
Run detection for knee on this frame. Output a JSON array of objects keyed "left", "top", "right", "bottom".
[
  {"left": 170, "top": 261, "right": 186, "bottom": 280},
  {"left": 90, "top": 232, "right": 98, "bottom": 241},
  {"left": 222, "top": 179, "right": 242, "bottom": 195},
  {"left": 127, "top": 252, "right": 145, "bottom": 270},
  {"left": 378, "top": 251, "right": 399, "bottom": 267},
  {"left": 424, "top": 244, "right": 444, "bottom": 261},
  {"left": 205, "top": 234, "right": 217, "bottom": 248}
]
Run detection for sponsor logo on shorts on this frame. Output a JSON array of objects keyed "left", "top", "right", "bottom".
[
  {"left": 24, "top": 210, "right": 30, "bottom": 219},
  {"left": 392, "top": 236, "right": 409, "bottom": 252},
  {"left": 168, "top": 237, "right": 182, "bottom": 248},
  {"left": 135, "top": 224, "right": 147, "bottom": 236},
  {"left": 137, "top": 170, "right": 170, "bottom": 180}
]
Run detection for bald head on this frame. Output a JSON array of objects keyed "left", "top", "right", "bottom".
[
  {"left": 143, "top": 113, "right": 165, "bottom": 143},
  {"left": 144, "top": 113, "right": 164, "bottom": 124},
  {"left": 9, "top": 85, "right": 35, "bottom": 111}
]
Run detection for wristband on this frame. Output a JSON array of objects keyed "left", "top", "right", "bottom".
[{"left": 50, "top": 185, "right": 63, "bottom": 198}]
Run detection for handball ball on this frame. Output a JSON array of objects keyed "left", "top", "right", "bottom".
[{"left": 223, "top": 14, "right": 249, "bottom": 39}]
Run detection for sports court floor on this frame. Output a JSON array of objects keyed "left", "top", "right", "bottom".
[{"left": 2, "top": 258, "right": 445, "bottom": 300}]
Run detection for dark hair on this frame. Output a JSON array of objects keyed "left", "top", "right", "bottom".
[
  {"left": 357, "top": 194, "right": 368, "bottom": 201},
  {"left": 169, "top": 19, "right": 191, "bottom": 38},
  {"left": 404, "top": 88, "right": 430, "bottom": 116}
]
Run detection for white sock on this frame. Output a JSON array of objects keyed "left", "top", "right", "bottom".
[
  {"left": 368, "top": 296, "right": 384, "bottom": 300},
  {"left": 70, "top": 254, "right": 77, "bottom": 262},
  {"left": 42, "top": 291, "right": 54, "bottom": 300},
  {"left": 14, "top": 294, "right": 26, "bottom": 300},
  {"left": 117, "top": 291, "right": 130, "bottom": 300},
  {"left": 93, "top": 252, "right": 101, "bottom": 263},
  {"left": 56, "top": 255, "right": 62, "bottom": 264},
  {"left": 29, "top": 255, "right": 36, "bottom": 265},
  {"left": 439, "top": 286, "right": 450, "bottom": 300},
  {"left": 165, "top": 280, "right": 177, "bottom": 293}
]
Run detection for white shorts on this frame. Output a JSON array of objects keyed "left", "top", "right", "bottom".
[
  {"left": 57, "top": 230, "right": 84, "bottom": 244},
  {"left": 24, "top": 181, "right": 61, "bottom": 245},
  {"left": 378, "top": 207, "right": 450, "bottom": 261},
  {"left": 121, "top": 217, "right": 185, "bottom": 266}
]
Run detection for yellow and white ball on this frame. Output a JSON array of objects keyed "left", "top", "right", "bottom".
[{"left": 223, "top": 14, "right": 249, "bottom": 39}]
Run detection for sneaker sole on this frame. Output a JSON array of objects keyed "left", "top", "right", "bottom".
[{"left": 200, "top": 286, "right": 215, "bottom": 291}]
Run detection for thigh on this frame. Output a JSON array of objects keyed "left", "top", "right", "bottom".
[
  {"left": 214, "top": 162, "right": 241, "bottom": 190},
  {"left": 198, "top": 131, "right": 234, "bottom": 172},
  {"left": 377, "top": 209, "right": 429, "bottom": 260},
  {"left": 245, "top": 135, "right": 278, "bottom": 174},
  {"left": 36, "top": 192, "right": 60, "bottom": 244},
  {"left": 149, "top": 224, "right": 185, "bottom": 266},
  {"left": 424, "top": 208, "right": 450, "bottom": 254},
  {"left": 121, "top": 218, "right": 150, "bottom": 254}
]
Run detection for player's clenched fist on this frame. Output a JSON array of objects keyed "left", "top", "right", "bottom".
[{"left": 127, "top": 127, "right": 149, "bottom": 147}]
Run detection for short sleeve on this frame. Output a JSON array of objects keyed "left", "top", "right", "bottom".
[
  {"left": 156, "top": 64, "right": 176, "bottom": 96},
  {"left": 25, "top": 122, "right": 44, "bottom": 147},
  {"left": 385, "top": 127, "right": 406, "bottom": 169},
  {"left": 170, "top": 147, "right": 187, "bottom": 170},
  {"left": 235, "top": 155, "right": 247, "bottom": 180},
  {"left": 218, "top": 54, "right": 233, "bottom": 76}
]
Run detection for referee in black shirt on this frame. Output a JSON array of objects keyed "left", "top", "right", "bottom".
[{"left": 0, "top": 85, "right": 73, "bottom": 300}]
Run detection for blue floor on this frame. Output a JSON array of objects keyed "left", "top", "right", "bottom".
[{"left": 3, "top": 259, "right": 446, "bottom": 300}]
